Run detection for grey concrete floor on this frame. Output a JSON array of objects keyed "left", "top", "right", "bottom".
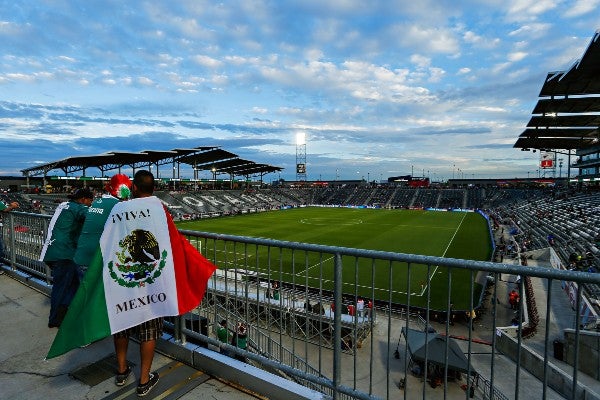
[{"left": 0, "top": 271, "right": 264, "bottom": 400}]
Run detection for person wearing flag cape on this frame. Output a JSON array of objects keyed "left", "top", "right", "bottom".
[{"left": 47, "top": 170, "right": 217, "bottom": 398}]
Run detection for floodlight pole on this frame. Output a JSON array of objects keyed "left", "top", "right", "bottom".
[
  {"left": 212, "top": 167, "right": 217, "bottom": 189},
  {"left": 548, "top": 149, "right": 573, "bottom": 187},
  {"left": 296, "top": 132, "right": 307, "bottom": 182}
]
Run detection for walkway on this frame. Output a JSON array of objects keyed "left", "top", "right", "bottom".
[
  {"left": 0, "top": 271, "right": 262, "bottom": 400},
  {"left": 2, "top": 239, "right": 599, "bottom": 400}
]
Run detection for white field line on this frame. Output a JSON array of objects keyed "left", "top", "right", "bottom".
[
  {"left": 415, "top": 212, "right": 468, "bottom": 297},
  {"left": 293, "top": 215, "right": 470, "bottom": 298},
  {"left": 211, "top": 214, "right": 468, "bottom": 298},
  {"left": 211, "top": 248, "right": 255, "bottom": 268},
  {"left": 304, "top": 255, "right": 335, "bottom": 274}
]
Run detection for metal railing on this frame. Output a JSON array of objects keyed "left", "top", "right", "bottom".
[{"left": 2, "top": 211, "right": 600, "bottom": 399}]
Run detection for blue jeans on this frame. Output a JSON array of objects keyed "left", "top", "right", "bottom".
[{"left": 47, "top": 259, "right": 80, "bottom": 326}]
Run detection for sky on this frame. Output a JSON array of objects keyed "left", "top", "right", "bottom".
[{"left": 1, "top": 0, "right": 599, "bottom": 183}]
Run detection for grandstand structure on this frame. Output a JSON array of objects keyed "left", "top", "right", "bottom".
[
  {"left": 2, "top": 192, "right": 600, "bottom": 399},
  {"left": 154, "top": 187, "right": 600, "bottom": 321},
  {"left": 514, "top": 30, "right": 600, "bottom": 185},
  {"left": 6, "top": 183, "right": 600, "bottom": 314},
  {"left": 18, "top": 146, "right": 282, "bottom": 188},
  {"left": 3, "top": 29, "right": 600, "bottom": 400}
]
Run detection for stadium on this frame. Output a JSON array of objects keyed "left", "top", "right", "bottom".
[
  {"left": 3, "top": 159, "right": 600, "bottom": 399},
  {"left": 3, "top": 31, "right": 600, "bottom": 400}
]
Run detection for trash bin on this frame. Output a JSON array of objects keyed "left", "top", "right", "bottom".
[
  {"left": 553, "top": 339, "right": 564, "bottom": 361},
  {"left": 184, "top": 314, "right": 209, "bottom": 348}
]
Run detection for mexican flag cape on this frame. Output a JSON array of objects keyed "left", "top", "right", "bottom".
[{"left": 46, "top": 196, "right": 217, "bottom": 359}]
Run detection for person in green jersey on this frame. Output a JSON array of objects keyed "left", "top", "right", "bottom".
[
  {"left": 40, "top": 188, "right": 94, "bottom": 328},
  {"left": 231, "top": 322, "right": 248, "bottom": 362},
  {"left": 216, "top": 319, "right": 232, "bottom": 355},
  {"left": 0, "top": 200, "right": 19, "bottom": 212},
  {"left": 73, "top": 174, "right": 132, "bottom": 278},
  {"left": 0, "top": 199, "right": 19, "bottom": 260}
]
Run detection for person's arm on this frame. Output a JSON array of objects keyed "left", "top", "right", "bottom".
[{"left": 1, "top": 201, "right": 19, "bottom": 212}]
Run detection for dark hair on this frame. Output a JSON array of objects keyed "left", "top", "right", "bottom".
[{"left": 133, "top": 170, "right": 155, "bottom": 196}]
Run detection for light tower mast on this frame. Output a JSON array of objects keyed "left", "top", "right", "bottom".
[{"left": 296, "top": 132, "right": 307, "bottom": 181}]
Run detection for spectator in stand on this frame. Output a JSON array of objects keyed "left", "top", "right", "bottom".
[
  {"left": 366, "top": 299, "right": 373, "bottom": 320},
  {"left": 216, "top": 320, "right": 231, "bottom": 356},
  {"left": 231, "top": 322, "right": 248, "bottom": 362},
  {"left": 112, "top": 170, "right": 162, "bottom": 396},
  {"left": 0, "top": 199, "right": 19, "bottom": 259},
  {"left": 466, "top": 309, "right": 476, "bottom": 331},
  {"left": 0, "top": 199, "right": 19, "bottom": 212},
  {"left": 509, "top": 289, "right": 520, "bottom": 310},
  {"left": 347, "top": 303, "right": 355, "bottom": 316},
  {"left": 40, "top": 188, "right": 93, "bottom": 328},
  {"left": 73, "top": 174, "right": 132, "bottom": 279},
  {"left": 356, "top": 298, "right": 365, "bottom": 318}
]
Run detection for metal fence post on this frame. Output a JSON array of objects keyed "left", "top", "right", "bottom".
[
  {"left": 332, "top": 252, "right": 343, "bottom": 400},
  {"left": 174, "top": 315, "right": 186, "bottom": 344},
  {"left": 8, "top": 213, "right": 16, "bottom": 269}
]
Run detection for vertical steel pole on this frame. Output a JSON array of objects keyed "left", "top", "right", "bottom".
[
  {"left": 332, "top": 252, "right": 343, "bottom": 400},
  {"left": 572, "top": 285, "right": 582, "bottom": 399},
  {"left": 543, "top": 278, "right": 553, "bottom": 399}
]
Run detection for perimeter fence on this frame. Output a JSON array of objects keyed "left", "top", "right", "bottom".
[{"left": 2, "top": 211, "right": 600, "bottom": 399}]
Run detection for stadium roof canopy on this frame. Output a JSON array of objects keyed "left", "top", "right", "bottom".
[
  {"left": 514, "top": 30, "right": 600, "bottom": 151},
  {"left": 21, "top": 146, "right": 282, "bottom": 179}
]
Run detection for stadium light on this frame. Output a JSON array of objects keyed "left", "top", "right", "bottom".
[{"left": 296, "top": 132, "right": 307, "bottom": 181}]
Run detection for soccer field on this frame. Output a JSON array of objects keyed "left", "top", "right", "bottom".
[{"left": 177, "top": 207, "right": 492, "bottom": 310}]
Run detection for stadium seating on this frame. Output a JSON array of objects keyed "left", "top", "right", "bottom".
[{"left": 13, "top": 184, "right": 600, "bottom": 304}]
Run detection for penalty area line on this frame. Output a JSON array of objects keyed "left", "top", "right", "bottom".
[{"left": 416, "top": 212, "right": 468, "bottom": 297}]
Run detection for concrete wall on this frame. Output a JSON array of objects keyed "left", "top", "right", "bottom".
[
  {"left": 563, "top": 328, "right": 600, "bottom": 380},
  {"left": 157, "top": 337, "right": 329, "bottom": 400},
  {"left": 497, "top": 329, "right": 600, "bottom": 400}
]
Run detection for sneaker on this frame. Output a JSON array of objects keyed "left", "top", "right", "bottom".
[
  {"left": 136, "top": 372, "right": 159, "bottom": 397},
  {"left": 114, "top": 366, "right": 132, "bottom": 386}
]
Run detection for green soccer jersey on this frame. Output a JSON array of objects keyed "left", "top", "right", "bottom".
[
  {"left": 217, "top": 326, "right": 230, "bottom": 343},
  {"left": 40, "top": 200, "right": 89, "bottom": 262},
  {"left": 236, "top": 334, "right": 247, "bottom": 350},
  {"left": 0, "top": 201, "right": 7, "bottom": 211},
  {"left": 73, "top": 195, "right": 120, "bottom": 266}
]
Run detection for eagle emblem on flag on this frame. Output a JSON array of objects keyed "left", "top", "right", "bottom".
[{"left": 109, "top": 229, "right": 168, "bottom": 287}]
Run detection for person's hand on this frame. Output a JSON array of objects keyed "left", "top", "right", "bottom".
[{"left": 9, "top": 202, "right": 19, "bottom": 209}]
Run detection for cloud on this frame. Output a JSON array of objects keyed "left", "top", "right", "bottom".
[
  {"left": 564, "top": 0, "right": 600, "bottom": 17},
  {"left": 0, "top": 1, "right": 597, "bottom": 179},
  {"left": 508, "top": 23, "right": 551, "bottom": 39},
  {"left": 463, "top": 31, "right": 501, "bottom": 49},
  {"left": 410, "top": 54, "right": 431, "bottom": 67},
  {"left": 466, "top": 143, "right": 517, "bottom": 149},
  {"left": 505, "top": 0, "right": 558, "bottom": 22},
  {"left": 392, "top": 24, "right": 460, "bottom": 54},
  {"left": 192, "top": 55, "right": 223, "bottom": 68},
  {"left": 508, "top": 51, "right": 528, "bottom": 62}
]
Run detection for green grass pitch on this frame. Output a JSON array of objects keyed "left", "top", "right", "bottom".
[{"left": 177, "top": 207, "right": 492, "bottom": 310}]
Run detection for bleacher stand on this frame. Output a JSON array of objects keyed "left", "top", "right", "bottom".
[{"left": 9, "top": 183, "right": 600, "bottom": 317}]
